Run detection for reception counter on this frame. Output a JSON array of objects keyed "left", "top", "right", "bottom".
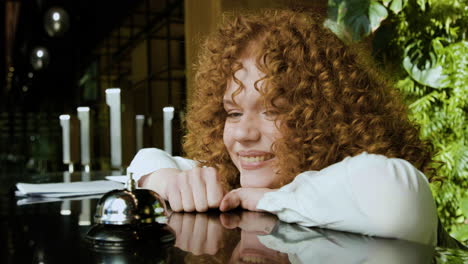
[{"left": 0, "top": 171, "right": 466, "bottom": 263}]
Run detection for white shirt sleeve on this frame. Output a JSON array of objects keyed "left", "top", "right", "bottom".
[
  {"left": 127, "top": 148, "right": 198, "bottom": 181},
  {"left": 256, "top": 152, "right": 438, "bottom": 246}
]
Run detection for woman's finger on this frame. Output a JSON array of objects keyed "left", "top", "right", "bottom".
[
  {"left": 220, "top": 188, "right": 274, "bottom": 212},
  {"left": 178, "top": 172, "right": 196, "bottom": 212},
  {"left": 203, "top": 167, "right": 224, "bottom": 208},
  {"left": 220, "top": 189, "right": 241, "bottom": 212},
  {"left": 189, "top": 168, "right": 208, "bottom": 212},
  {"left": 166, "top": 183, "right": 183, "bottom": 212}
]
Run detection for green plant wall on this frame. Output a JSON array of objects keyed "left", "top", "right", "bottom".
[{"left": 326, "top": 0, "right": 468, "bottom": 243}]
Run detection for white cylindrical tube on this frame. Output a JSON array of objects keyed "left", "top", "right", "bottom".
[
  {"left": 163, "top": 107, "right": 174, "bottom": 155},
  {"left": 59, "top": 115, "right": 71, "bottom": 165},
  {"left": 77, "top": 107, "right": 90, "bottom": 167},
  {"left": 135, "top": 115, "right": 145, "bottom": 152},
  {"left": 60, "top": 171, "right": 71, "bottom": 216},
  {"left": 79, "top": 171, "right": 91, "bottom": 226},
  {"left": 105, "top": 88, "right": 122, "bottom": 169}
]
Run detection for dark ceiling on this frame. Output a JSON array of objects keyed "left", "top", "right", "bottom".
[{"left": 2, "top": 0, "right": 140, "bottom": 113}]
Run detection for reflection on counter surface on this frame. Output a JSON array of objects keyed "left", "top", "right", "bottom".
[
  {"left": 0, "top": 171, "right": 467, "bottom": 263},
  {"left": 167, "top": 212, "right": 467, "bottom": 264}
]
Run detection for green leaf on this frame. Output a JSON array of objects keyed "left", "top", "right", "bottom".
[
  {"left": 326, "top": 0, "right": 392, "bottom": 42},
  {"left": 402, "top": 43, "right": 450, "bottom": 88},
  {"left": 369, "top": 1, "right": 388, "bottom": 31},
  {"left": 403, "top": 56, "right": 449, "bottom": 88},
  {"left": 389, "top": 0, "right": 406, "bottom": 14},
  {"left": 461, "top": 196, "right": 468, "bottom": 218},
  {"left": 450, "top": 224, "right": 468, "bottom": 243},
  {"left": 323, "top": 19, "right": 354, "bottom": 44},
  {"left": 409, "top": 90, "right": 441, "bottom": 112},
  {"left": 381, "top": 0, "right": 392, "bottom": 6},
  {"left": 416, "top": 0, "right": 427, "bottom": 11},
  {"left": 344, "top": 0, "right": 372, "bottom": 40}
]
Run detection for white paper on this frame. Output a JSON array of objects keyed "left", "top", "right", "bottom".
[
  {"left": 105, "top": 175, "right": 127, "bottom": 183},
  {"left": 16, "top": 194, "right": 103, "bottom": 206},
  {"left": 16, "top": 180, "right": 124, "bottom": 198}
]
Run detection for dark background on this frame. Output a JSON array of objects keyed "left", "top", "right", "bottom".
[
  {"left": 2, "top": 0, "right": 137, "bottom": 113},
  {"left": 1, "top": 0, "right": 185, "bottom": 173}
]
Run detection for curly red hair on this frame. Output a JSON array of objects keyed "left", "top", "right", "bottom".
[{"left": 183, "top": 8, "right": 434, "bottom": 190}]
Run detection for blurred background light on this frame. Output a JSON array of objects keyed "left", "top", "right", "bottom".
[
  {"left": 30, "top": 47, "right": 50, "bottom": 71},
  {"left": 44, "top": 7, "right": 70, "bottom": 37}
]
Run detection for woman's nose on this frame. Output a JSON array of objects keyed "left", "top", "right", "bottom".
[{"left": 233, "top": 115, "right": 261, "bottom": 143}]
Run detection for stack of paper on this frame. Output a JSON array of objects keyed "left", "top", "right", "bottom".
[
  {"left": 105, "top": 175, "right": 128, "bottom": 183},
  {"left": 16, "top": 180, "right": 124, "bottom": 198},
  {"left": 16, "top": 194, "right": 104, "bottom": 206}
]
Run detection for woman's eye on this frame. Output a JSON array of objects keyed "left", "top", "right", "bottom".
[
  {"left": 227, "top": 112, "right": 242, "bottom": 118},
  {"left": 263, "top": 110, "right": 279, "bottom": 117}
]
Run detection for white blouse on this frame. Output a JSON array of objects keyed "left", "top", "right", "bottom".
[{"left": 127, "top": 148, "right": 438, "bottom": 246}]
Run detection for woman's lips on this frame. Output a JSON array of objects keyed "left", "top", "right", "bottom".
[{"left": 238, "top": 152, "right": 275, "bottom": 170}]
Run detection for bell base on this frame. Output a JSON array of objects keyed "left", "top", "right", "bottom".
[{"left": 85, "top": 223, "right": 175, "bottom": 251}]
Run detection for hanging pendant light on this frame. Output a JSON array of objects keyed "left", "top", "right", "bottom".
[
  {"left": 44, "top": 7, "right": 70, "bottom": 37},
  {"left": 30, "top": 46, "right": 50, "bottom": 71}
]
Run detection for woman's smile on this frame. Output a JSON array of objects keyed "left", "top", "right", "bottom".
[{"left": 238, "top": 151, "right": 275, "bottom": 170}]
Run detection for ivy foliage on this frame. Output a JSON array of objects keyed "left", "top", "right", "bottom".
[{"left": 326, "top": 0, "right": 468, "bottom": 243}]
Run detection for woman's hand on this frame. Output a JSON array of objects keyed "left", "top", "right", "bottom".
[
  {"left": 220, "top": 188, "right": 275, "bottom": 212},
  {"left": 139, "top": 167, "right": 225, "bottom": 212},
  {"left": 138, "top": 168, "right": 180, "bottom": 199}
]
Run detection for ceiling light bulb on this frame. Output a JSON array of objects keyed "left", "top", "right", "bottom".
[{"left": 52, "top": 12, "right": 60, "bottom": 21}]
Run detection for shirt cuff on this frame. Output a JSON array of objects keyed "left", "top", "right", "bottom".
[
  {"left": 257, "top": 190, "right": 318, "bottom": 226},
  {"left": 127, "top": 148, "right": 180, "bottom": 181}
]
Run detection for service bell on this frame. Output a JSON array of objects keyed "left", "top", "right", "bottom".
[
  {"left": 93, "top": 172, "right": 167, "bottom": 225},
  {"left": 86, "top": 172, "right": 173, "bottom": 247}
]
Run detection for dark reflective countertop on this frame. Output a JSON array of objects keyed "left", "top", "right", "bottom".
[{"left": 1, "top": 171, "right": 467, "bottom": 263}]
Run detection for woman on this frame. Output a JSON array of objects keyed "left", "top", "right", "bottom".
[{"left": 129, "top": 8, "right": 443, "bottom": 246}]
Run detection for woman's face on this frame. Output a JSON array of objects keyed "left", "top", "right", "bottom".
[{"left": 223, "top": 56, "right": 281, "bottom": 188}]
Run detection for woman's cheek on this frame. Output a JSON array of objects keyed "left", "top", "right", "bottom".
[
  {"left": 223, "top": 123, "right": 237, "bottom": 160},
  {"left": 223, "top": 123, "right": 233, "bottom": 146}
]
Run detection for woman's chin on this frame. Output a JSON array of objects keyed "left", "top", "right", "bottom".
[{"left": 239, "top": 171, "right": 276, "bottom": 188}]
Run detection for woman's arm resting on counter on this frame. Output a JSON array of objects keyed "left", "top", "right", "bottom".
[
  {"left": 129, "top": 148, "right": 224, "bottom": 212},
  {"left": 127, "top": 148, "right": 198, "bottom": 182},
  {"left": 256, "top": 152, "right": 438, "bottom": 245}
]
